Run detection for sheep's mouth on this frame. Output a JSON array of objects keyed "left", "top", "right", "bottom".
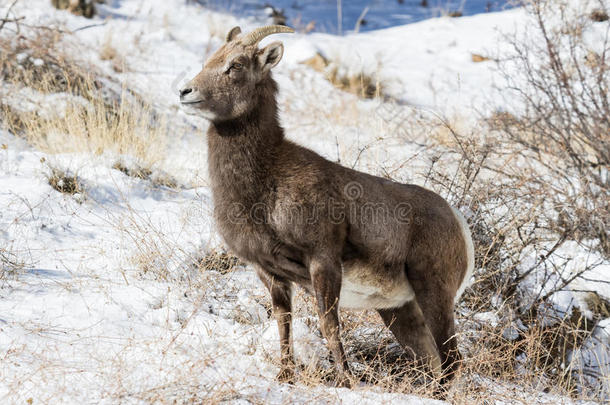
[{"left": 181, "top": 100, "right": 205, "bottom": 105}]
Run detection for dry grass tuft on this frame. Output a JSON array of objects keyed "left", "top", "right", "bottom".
[
  {"left": 1, "top": 27, "right": 167, "bottom": 169},
  {"left": 46, "top": 166, "right": 85, "bottom": 197},
  {"left": 194, "top": 250, "right": 242, "bottom": 274},
  {"left": 99, "top": 31, "right": 126, "bottom": 72},
  {"left": 112, "top": 161, "right": 152, "bottom": 180},
  {"left": 585, "top": 293, "right": 610, "bottom": 320},
  {"left": 0, "top": 102, "right": 31, "bottom": 135},
  {"left": 590, "top": 9, "right": 609, "bottom": 22},
  {"left": 51, "top": 0, "right": 100, "bottom": 18},
  {"left": 0, "top": 30, "right": 95, "bottom": 96},
  {"left": 302, "top": 52, "right": 383, "bottom": 99},
  {"left": 16, "top": 91, "right": 168, "bottom": 168},
  {"left": 471, "top": 53, "right": 492, "bottom": 63},
  {"left": 0, "top": 247, "right": 26, "bottom": 279},
  {"left": 112, "top": 161, "right": 178, "bottom": 188}
]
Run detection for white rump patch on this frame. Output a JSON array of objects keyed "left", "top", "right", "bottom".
[
  {"left": 339, "top": 268, "right": 414, "bottom": 310},
  {"left": 451, "top": 206, "right": 475, "bottom": 303}
]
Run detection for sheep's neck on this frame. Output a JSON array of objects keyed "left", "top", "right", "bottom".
[{"left": 207, "top": 81, "right": 283, "bottom": 207}]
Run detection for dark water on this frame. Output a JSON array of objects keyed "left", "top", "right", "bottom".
[{"left": 202, "top": 0, "right": 515, "bottom": 33}]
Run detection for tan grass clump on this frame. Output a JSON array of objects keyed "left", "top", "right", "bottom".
[
  {"left": 0, "top": 29, "right": 93, "bottom": 96},
  {"left": 46, "top": 165, "right": 85, "bottom": 197},
  {"left": 99, "top": 31, "right": 127, "bottom": 72},
  {"left": 194, "top": 250, "right": 242, "bottom": 274},
  {"left": 1, "top": 27, "right": 167, "bottom": 170},
  {"left": 302, "top": 52, "right": 383, "bottom": 99}
]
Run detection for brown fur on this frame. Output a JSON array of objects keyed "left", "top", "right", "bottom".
[{"left": 179, "top": 27, "right": 471, "bottom": 389}]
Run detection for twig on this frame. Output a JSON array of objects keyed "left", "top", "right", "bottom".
[
  {"left": 336, "top": 0, "right": 342, "bottom": 35},
  {"left": 0, "top": 16, "right": 23, "bottom": 26},
  {"left": 505, "top": 232, "right": 569, "bottom": 299},
  {"left": 0, "top": 0, "right": 21, "bottom": 32},
  {"left": 354, "top": 6, "right": 369, "bottom": 34},
  {"left": 73, "top": 22, "right": 107, "bottom": 32},
  {"left": 17, "top": 22, "right": 67, "bottom": 33}
]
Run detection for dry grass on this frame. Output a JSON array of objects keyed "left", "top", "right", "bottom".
[
  {"left": 0, "top": 26, "right": 168, "bottom": 171},
  {"left": 302, "top": 52, "right": 384, "bottom": 99},
  {"left": 0, "top": 28, "right": 93, "bottom": 96},
  {"left": 46, "top": 165, "right": 85, "bottom": 197},
  {"left": 417, "top": 119, "right": 610, "bottom": 401},
  {"left": 112, "top": 160, "right": 178, "bottom": 188},
  {"left": 6, "top": 90, "right": 167, "bottom": 169},
  {"left": 99, "top": 31, "right": 126, "bottom": 72},
  {"left": 590, "top": 8, "right": 609, "bottom": 22},
  {"left": 50, "top": 0, "right": 99, "bottom": 18},
  {"left": 193, "top": 250, "right": 243, "bottom": 275},
  {"left": 0, "top": 247, "right": 26, "bottom": 280}
]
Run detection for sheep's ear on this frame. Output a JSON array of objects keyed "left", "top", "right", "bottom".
[
  {"left": 257, "top": 41, "right": 284, "bottom": 75},
  {"left": 226, "top": 26, "right": 242, "bottom": 43}
]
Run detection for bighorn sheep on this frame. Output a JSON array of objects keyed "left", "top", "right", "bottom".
[{"left": 179, "top": 25, "right": 474, "bottom": 388}]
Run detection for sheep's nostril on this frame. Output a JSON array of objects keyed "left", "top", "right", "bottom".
[{"left": 180, "top": 88, "right": 193, "bottom": 98}]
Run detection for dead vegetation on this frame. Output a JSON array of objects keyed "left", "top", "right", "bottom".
[
  {"left": 50, "top": 0, "right": 105, "bottom": 19},
  {"left": 99, "top": 31, "right": 127, "bottom": 72},
  {"left": 194, "top": 250, "right": 242, "bottom": 274},
  {"left": 416, "top": 125, "right": 609, "bottom": 400},
  {"left": 302, "top": 52, "right": 383, "bottom": 99},
  {"left": 590, "top": 8, "right": 609, "bottom": 22},
  {"left": 471, "top": 53, "right": 492, "bottom": 63},
  {"left": 493, "top": 0, "right": 609, "bottom": 257},
  {"left": 46, "top": 165, "right": 85, "bottom": 197},
  {"left": 0, "top": 28, "right": 95, "bottom": 96},
  {"left": 0, "top": 247, "right": 26, "bottom": 279},
  {"left": 112, "top": 160, "right": 178, "bottom": 188},
  {"left": 0, "top": 24, "right": 169, "bottom": 173},
  {"left": 419, "top": 0, "right": 609, "bottom": 399}
]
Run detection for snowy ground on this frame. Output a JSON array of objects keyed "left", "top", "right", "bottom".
[{"left": 0, "top": 0, "right": 608, "bottom": 403}]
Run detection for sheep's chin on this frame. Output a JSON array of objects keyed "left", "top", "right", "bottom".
[{"left": 182, "top": 105, "right": 217, "bottom": 121}]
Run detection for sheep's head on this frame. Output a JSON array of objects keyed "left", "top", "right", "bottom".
[{"left": 179, "top": 25, "right": 294, "bottom": 122}]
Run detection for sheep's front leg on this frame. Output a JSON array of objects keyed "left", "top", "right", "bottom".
[
  {"left": 310, "top": 257, "right": 351, "bottom": 387},
  {"left": 256, "top": 267, "right": 295, "bottom": 383}
]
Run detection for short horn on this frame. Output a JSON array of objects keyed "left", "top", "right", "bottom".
[{"left": 241, "top": 25, "right": 295, "bottom": 46}]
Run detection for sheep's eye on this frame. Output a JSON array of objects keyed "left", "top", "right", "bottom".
[{"left": 231, "top": 62, "right": 244, "bottom": 71}]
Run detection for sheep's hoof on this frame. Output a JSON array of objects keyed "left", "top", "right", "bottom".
[{"left": 276, "top": 367, "right": 295, "bottom": 384}]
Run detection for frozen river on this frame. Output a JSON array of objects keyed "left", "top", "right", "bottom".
[{"left": 202, "top": 0, "right": 514, "bottom": 33}]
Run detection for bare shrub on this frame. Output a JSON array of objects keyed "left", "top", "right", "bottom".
[
  {"left": 400, "top": 8, "right": 610, "bottom": 390},
  {"left": 417, "top": 117, "right": 609, "bottom": 399},
  {"left": 493, "top": 0, "right": 609, "bottom": 255}
]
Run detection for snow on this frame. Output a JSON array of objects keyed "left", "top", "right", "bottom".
[{"left": 1, "top": 0, "right": 608, "bottom": 403}]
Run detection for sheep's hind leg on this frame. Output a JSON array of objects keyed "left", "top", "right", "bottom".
[{"left": 377, "top": 300, "right": 443, "bottom": 382}]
